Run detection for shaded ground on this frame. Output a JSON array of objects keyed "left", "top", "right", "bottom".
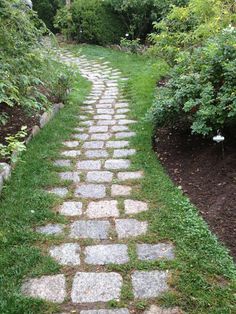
[
  {"left": 0, "top": 104, "right": 40, "bottom": 162},
  {"left": 154, "top": 128, "right": 236, "bottom": 260}
]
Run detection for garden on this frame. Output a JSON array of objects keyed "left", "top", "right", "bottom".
[{"left": 0, "top": 1, "right": 235, "bottom": 313}]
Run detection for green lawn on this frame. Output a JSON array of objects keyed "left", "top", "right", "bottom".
[{"left": 0, "top": 43, "right": 235, "bottom": 314}]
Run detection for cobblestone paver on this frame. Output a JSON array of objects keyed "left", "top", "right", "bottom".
[{"left": 21, "top": 50, "right": 176, "bottom": 313}]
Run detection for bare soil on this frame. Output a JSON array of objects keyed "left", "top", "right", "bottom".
[
  {"left": 0, "top": 104, "right": 40, "bottom": 162},
  {"left": 153, "top": 128, "right": 236, "bottom": 260}
]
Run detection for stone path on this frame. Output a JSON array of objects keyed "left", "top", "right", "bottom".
[{"left": 21, "top": 50, "right": 179, "bottom": 313}]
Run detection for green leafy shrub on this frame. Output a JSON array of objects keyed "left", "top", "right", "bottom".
[
  {"left": 54, "top": 0, "right": 126, "bottom": 45},
  {"left": 0, "top": 126, "right": 28, "bottom": 163},
  {"left": 120, "top": 37, "right": 143, "bottom": 53},
  {"left": 148, "top": 0, "right": 235, "bottom": 63},
  {"left": 0, "top": 0, "right": 48, "bottom": 110},
  {"left": 106, "top": 0, "right": 189, "bottom": 40},
  {"left": 32, "top": 0, "right": 62, "bottom": 31},
  {"left": 149, "top": 28, "right": 236, "bottom": 136}
]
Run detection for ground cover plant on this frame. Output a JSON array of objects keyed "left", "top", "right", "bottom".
[{"left": 0, "top": 0, "right": 73, "bottom": 162}]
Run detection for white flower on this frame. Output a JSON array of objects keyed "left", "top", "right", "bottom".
[
  {"left": 125, "top": 33, "right": 129, "bottom": 37},
  {"left": 213, "top": 135, "right": 225, "bottom": 143}
]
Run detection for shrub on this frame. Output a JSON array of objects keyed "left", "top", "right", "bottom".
[
  {"left": 54, "top": 0, "right": 126, "bottom": 45},
  {"left": 32, "top": 0, "right": 62, "bottom": 31},
  {"left": 106, "top": 0, "right": 189, "bottom": 40},
  {"left": 149, "top": 28, "right": 236, "bottom": 137},
  {"left": 148, "top": 0, "right": 235, "bottom": 63}
]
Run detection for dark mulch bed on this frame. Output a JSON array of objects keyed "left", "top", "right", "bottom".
[
  {"left": 153, "top": 128, "right": 236, "bottom": 260},
  {"left": 0, "top": 104, "right": 41, "bottom": 162}
]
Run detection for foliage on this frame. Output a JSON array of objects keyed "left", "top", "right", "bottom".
[
  {"left": 149, "top": 28, "right": 236, "bottom": 136},
  {"left": 120, "top": 37, "right": 142, "bottom": 53},
  {"left": 32, "top": 0, "right": 62, "bottom": 31},
  {"left": 0, "top": 0, "right": 48, "bottom": 110},
  {"left": 54, "top": 0, "right": 189, "bottom": 45},
  {"left": 149, "top": 0, "right": 236, "bottom": 63},
  {"left": 0, "top": 126, "right": 27, "bottom": 163},
  {"left": 0, "top": 0, "right": 74, "bottom": 162},
  {"left": 106, "top": 0, "right": 189, "bottom": 40},
  {"left": 54, "top": 0, "right": 126, "bottom": 45}
]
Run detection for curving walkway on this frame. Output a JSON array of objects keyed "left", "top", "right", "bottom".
[{"left": 21, "top": 50, "right": 179, "bottom": 314}]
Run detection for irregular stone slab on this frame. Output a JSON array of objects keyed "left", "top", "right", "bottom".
[
  {"left": 113, "top": 149, "right": 136, "bottom": 158},
  {"left": 36, "top": 223, "right": 64, "bottom": 235},
  {"left": 118, "top": 120, "right": 137, "bottom": 125},
  {"left": 61, "top": 150, "right": 81, "bottom": 158},
  {"left": 116, "top": 109, "right": 130, "bottom": 114},
  {"left": 75, "top": 184, "right": 106, "bottom": 199},
  {"left": 48, "top": 187, "right": 68, "bottom": 198},
  {"left": 49, "top": 243, "right": 81, "bottom": 266},
  {"left": 124, "top": 200, "right": 148, "bottom": 214},
  {"left": 58, "top": 201, "right": 83, "bottom": 216},
  {"left": 111, "top": 125, "right": 129, "bottom": 132},
  {"left": 106, "top": 141, "right": 129, "bottom": 149},
  {"left": 72, "top": 134, "right": 89, "bottom": 141},
  {"left": 115, "top": 103, "right": 129, "bottom": 109},
  {"left": 77, "top": 160, "right": 101, "bottom": 171},
  {"left": 83, "top": 141, "right": 104, "bottom": 149},
  {"left": 94, "top": 115, "right": 112, "bottom": 120},
  {"left": 59, "top": 172, "right": 80, "bottom": 182},
  {"left": 78, "top": 115, "right": 89, "bottom": 120},
  {"left": 85, "top": 150, "right": 109, "bottom": 159},
  {"left": 144, "top": 305, "right": 181, "bottom": 314},
  {"left": 117, "top": 171, "right": 143, "bottom": 181},
  {"left": 105, "top": 159, "right": 131, "bottom": 170},
  {"left": 97, "top": 120, "right": 116, "bottom": 126},
  {"left": 137, "top": 244, "right": 175, "bottom": 261},
  {"left": 89, "top": 126, "right": 108, "bottom": 133},
  {"left": 131, "top": 271, "right": 169, "bottom": 299},
  {"left": 115, "top": 132, "right": 136, "bottom": 139},
  {"left": 84, "top": 244, "right": 129, "bottom": 265},
  {"left": 114, "top": 115, "right": 127, "bottom": 120},
  {"left": 81, "top": 121, "right": 94, "bottom": 126},
  {"left": 21, "top": 274, "right": 66, "bottom": 303},
  {"left": 111, "top": 185, "right": 132, "bottom": 196},
  {"left": 86, "top": 171, "right": 113, "bottom": 183},
  {"left": 71, "top": 272, "right": 122, "bottom": 303},
  {"left": 74, "top": 127, "right": 85, "bottom": 132},
  {"left": 115, "top": 219, "right": 148, "bottom": 238},
  {"left": 96, "top": 104, "right": 113, "bottom": 109},
  {"left": 91, "top": 133, "right": 111, "bottom": 141},
  {"left": 87, "top": 200, "right": 119, "bottom": 218},
  {"left": 97, "top": 109, "right": 115, "bottom": 114},
  {"left": 54, "top": 160, "right": 71, "bottom": 167},
  {"left": 70, "top": 220, "right": 110, "bottom": 239},
  {"left": 80, "top": 309, "right": 129, "bottom": 314},
  {"left": 63, "top": 141, "right": 79, "bottom": 148}
]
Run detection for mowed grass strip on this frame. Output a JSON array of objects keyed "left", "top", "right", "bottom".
[
  {"left": 0, "top": 71, "right": 91, "bottom": 314},
  {"left": 68, "top": 44, "right": 236, "bottom": 314}
]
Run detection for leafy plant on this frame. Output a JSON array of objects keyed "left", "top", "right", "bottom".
[
  {"left": 148, "top": 28, "right": 236, "bottom": 136},
  {"left": 54, "top": 0, "right": 126, "bottom": 45},
  {"left": 148, "top": 0, "right": 235, "bottom": 63},
  {"left": 0, "top": 126, "right": 28, "bottom": 162},
  {"left": 120, "top": 37, "right": 142, "bottom": 53}
]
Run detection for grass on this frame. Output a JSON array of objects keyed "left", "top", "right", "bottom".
[
  {"left": 0, "top": 65, "right": 91, "bottom": 313},
  {"left": 66, "top": 44, "right": 236, "bottom": 313}
]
